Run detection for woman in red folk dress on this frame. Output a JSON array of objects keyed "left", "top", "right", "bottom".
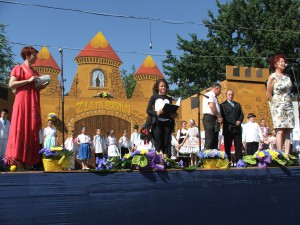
[{"left": 5, "top": 46, "right": 47, "bottom": 169}]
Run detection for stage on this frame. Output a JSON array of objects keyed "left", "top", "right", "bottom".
[{"left": 0, "top": 167, "right": 299, "bottom": 225}]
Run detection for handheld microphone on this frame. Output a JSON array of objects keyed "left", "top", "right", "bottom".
[{"left": 285, "top": 63, "right": 298, "bottom": 68}]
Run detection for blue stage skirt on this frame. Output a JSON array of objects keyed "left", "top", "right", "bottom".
[{"left": 78, "top": 143, "right": 91, "bottom": 160}]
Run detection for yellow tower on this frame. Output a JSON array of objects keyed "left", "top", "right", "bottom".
[
  {"left": 69, "top": 32, "right": 126, "bottom": 99},
  {"left": 132, "top": 55, "right": 164, "bottom": 99},
  {"left": 33, "top": 46, "right": 61, "bottom": 97}
]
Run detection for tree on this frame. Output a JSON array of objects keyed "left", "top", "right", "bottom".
[
  {"left": 121, "top": 65, "right": 137, "bottom": 98},
  {"left": 0, "top": 24, "right": 14, "bottom": 86},
  {"left": 163, "top": 0, "right": 300, "bottom": 99}
]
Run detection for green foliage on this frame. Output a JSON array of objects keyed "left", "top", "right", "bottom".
[
  {"left": 243, "top": 155, "right": 257, "bottom": 165},
  {"left": 0, "top": 24, "right": 14, "bottom": 86},
  {"left": 121, "top": 65, "right": 137, "bottom": 99},
  {"left": 163, "top": 0, "right": 300, "bottom": 99},
  {"left": 131, "top": 155, "right": 148, "bottom": 167}
]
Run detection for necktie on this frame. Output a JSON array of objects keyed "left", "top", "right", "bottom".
[
  {"left": 229, "top": 101, "right": 234, "bottom": 107},
  {"left": 3, "top": 119, "right": 6, "bottom": 125}
]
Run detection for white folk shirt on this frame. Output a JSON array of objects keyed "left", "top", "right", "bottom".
[
  {"left": 77, "top": 134, "right": 91, "bottom": 144},
  {"left": 118, "top": 136, "right": 133, "bottom": 149},
  {"left": 93, "top": 134, "right": 106, "bottom": 153},
  {"left": 202, "top": 90, "right": 220, "bottom": 116},
  {"left": 0, "top": 118, "right": 10, "bottom": 139},
  {"left": 242, "top": 122, "right": 263, "bottom": 143},
  {"left": 130, "top": 132, "right": 140, "bottom": 146}
]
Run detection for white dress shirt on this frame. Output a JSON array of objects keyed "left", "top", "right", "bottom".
[
  {"left": 0, "top": 118, "right": 10, "bottom": 139},
  {"left": 130, "top": 132, "right": 140, "bottom": 146},
  {"left": 202, "top": 91, "right": 220, "bottom": 116},
  {"left": 242, "top": 122, "right": 263, "bottom": 143}
]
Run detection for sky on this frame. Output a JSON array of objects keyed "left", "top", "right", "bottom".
[{"left": 0, "top": 0, "right": 230, "bottom": 92}]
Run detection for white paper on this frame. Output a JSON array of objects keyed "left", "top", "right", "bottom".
[
  {"left": 35, "top": 75, "right": 50, "bottom": 88},
  {"left": 175, "top": 97, "right": 181, "bottom": 106}
]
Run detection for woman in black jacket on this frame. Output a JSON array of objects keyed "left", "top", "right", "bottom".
[{"left": 146, "top": 78, "right": 175, "bottom": 159}]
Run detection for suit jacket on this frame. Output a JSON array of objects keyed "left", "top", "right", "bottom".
[{"left": 220, "top": 100, "right": 244, "bottom": 135}]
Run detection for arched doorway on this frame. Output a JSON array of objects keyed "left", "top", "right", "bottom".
[{"left": 74, "top": 115, "right": 131, "bottom": 169}]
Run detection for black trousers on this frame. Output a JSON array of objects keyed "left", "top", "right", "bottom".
[
  {"left": 203, "top": 114, "right": 219, "bottom": 149},
  {"left": 152, "top": 120, "right": 173, "bottom": 156},
  {"left": 120, "top": 147, "right": 129, "bottom": 157},
  {"left": 246, "top": 142, "right": 259, "bottom": 155},
  {"left": 224, "top": 133, "right": 243, "bottom": 162}
]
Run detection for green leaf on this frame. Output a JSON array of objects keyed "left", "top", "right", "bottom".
[
  {"left": 243, "top": 155, "right": 257, "bottom": 165},
  {"left": 132, "top": 155, "right": 149, "bottom": 167},
  {"left": 184, "top": 165, "right": 198, "bottom": 171},
  {"left": 289, "top": 155, "right": 297, "bottom": 160},
  {"left": 121, "top": 160, "right": 132, "bottom": 169},
  {"left": 273, "top": 158, "right": 287, "bottom": 166}
]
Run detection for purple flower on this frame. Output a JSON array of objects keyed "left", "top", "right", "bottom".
[
  {"left": 264, "top": 155, "right": 272, "bottom": 164},
  {"left": 154, "top": 154, "right": 163, "bottom": 164},
  {"left": 196, "top": 152, "right": 204, "bottom": 159},
  {"left": 258, "top": 161, "right": 267, "bottom": 168},
  {"left": 236, "top": 159, "right": 247, "bottom": 168},
  {"left": 130, "top": 150, "right": 140, "bottom": 158},
  {"left": 155, "top": 164, "right": 165, "bottom": 171},
  {"left": 146, "top": 150, "right": 156, "bottom": 160},
  {"left": 178, "top": 160, "right": 184, "bottom": 168}
]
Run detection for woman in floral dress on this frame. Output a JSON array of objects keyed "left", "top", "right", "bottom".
[{"left": 266, "top": 54, "right": 294, "bottom": 156}]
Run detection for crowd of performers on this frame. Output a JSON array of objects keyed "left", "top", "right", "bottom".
[{"left": 0, "top": 46, "right": 295, "bottom": 170}]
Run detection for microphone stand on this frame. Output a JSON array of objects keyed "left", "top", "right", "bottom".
[
  {"left": 291, "top": 64, "right": 300, "bottom": 144},
  {"left": 59, "top": 48, "right": 65, "bottom": 146},
  {"left": 197, "top": 93, "right": 209, "bottom": 152}
]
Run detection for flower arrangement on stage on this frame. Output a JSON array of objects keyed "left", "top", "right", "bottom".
[
  {"left": 39, "top": 147, "right": 73, "bottom": 171},
  {"left": 94, "top": 92, "right": 114, "bottom": 98},
  {"left": 93, "top": 149, "right": 184, "bottom": 172},
  {"left": 237, "top": 149, "right": 298, "bottom": 168},
  {"left": 39, "top": 147, "right": 73, "bottom": 160},
  {"left": 197, "top": 149, "right": 230, "bottom": 169},
  {"left": 47, "top": 112, "right": 58, "bottom": 121}
]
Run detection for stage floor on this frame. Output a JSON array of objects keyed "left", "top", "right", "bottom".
[{"left": 0, "top": 167, "right": 299, "bottom": 225}]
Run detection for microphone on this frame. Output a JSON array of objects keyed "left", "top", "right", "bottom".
[
  {"left": 285, "top": 63, "right": 298, "bottom": 67},
  {"left": 58, "top": 48, "right": 63, "bottom": 55}
]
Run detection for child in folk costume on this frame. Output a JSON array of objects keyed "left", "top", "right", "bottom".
[
  {"left": 176, "top": 120, "right": 188, "bottom": 146},
  {"left": 130, "top": 124, "right": 140, "bottom": 150},
  {"left": 43, "top": 120, "right": 58, "bottom": 148},
  {"left": 179, "top": 119, "right": 200, "bottom": 166},
  {"left": 77, "top": 126, "right": 92, "bottom": 170},
  {"left": 118, "top": 129, "right": 133, "bottom": 157},
  {"left": 242, "top": 113, "right": 263, "bottom": 155},
  {"left": 106, "top": 130, "right": 120, "bottom": 157},
  {"left": 0, "top": 109, "right": 10, "bottom": 158},
  {"left": 64, "top": 131, "right": 78, "bottom": 170},
  {"left": 136, "top": 125, "right": 154, "bottom": 150},
  {"left": 93, "top": 128, "right": 106, "bottom": 162}
]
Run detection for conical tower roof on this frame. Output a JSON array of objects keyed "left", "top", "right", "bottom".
[
  {"left": 75, "top": 32, "right": 122, "bottom": 64},
  {"left": 33, "top": 46, "right": 61, "bottom": 73},
  {"left": 135, "top": 55, "right": 164, "bottom": 78}
]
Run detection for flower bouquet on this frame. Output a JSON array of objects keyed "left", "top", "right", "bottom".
[
  {"left": 94, "top": 92, "right": 114, "bottom": 98},
  {"left": 93, "top": 149, "right": 183, "bottom": 172},
  {"left": 39, "top": 147, "right": 73, "bottom": 171},
  {"left": 237, "top": 149, "right": 298, "bottom": 168},
  {"left": 197, "top": 149, "right": 230, "bottom": 169}
]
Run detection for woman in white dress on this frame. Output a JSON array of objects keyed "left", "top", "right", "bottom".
[
  {"left": 179, "top": 119, "right": 200, "bottom": 166},
  {"left": 43, "top": 120, "right": 57, "bottom": 148}
]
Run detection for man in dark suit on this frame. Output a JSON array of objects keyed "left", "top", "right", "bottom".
[{"left": 220, "top": 90, "right": 244, "bottom": 165}]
